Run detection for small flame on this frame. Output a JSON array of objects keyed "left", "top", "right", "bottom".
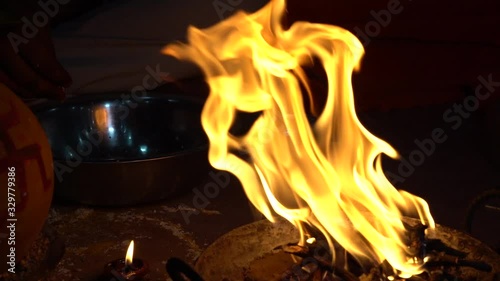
[
  {"left": 125, "top": 240, "right": 134, "bottom": 266},
  {"left": 163, "top": 0, "right": 435, "bottom": 277}
]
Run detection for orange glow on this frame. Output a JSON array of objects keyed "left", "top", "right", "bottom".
[
  {"left": 94, "top": 106, "right": 109, "bottom": 129},
  {"left": 163, "top": 0, "right": 434, "bottom": 277},
  {"left": 125, "top": 240, "right": 134, "bottom": 266}
]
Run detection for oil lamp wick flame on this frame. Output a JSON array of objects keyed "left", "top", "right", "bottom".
[{"left": 125, "top": 240, "right": 134, "bottom": 266}]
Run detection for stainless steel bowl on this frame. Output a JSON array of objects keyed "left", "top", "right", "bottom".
[{"left": 31, "top": 92, "right": 210, "bottom": 206}]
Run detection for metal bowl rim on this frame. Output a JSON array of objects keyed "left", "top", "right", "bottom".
[
  {"left": 33, "top": 91, "right": 209, "bottom": 163},
  {"left": 29, "top": 91, "right": 206, "bottom": 112},
  {"left": 52, "top": 144, "right": 209, "bottom": 164}
]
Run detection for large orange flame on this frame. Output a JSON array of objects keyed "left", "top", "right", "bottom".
[{"left": 163, "top": 0, "right": 434, "bottom": 277}]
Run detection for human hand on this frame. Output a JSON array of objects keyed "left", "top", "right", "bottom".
[{"left": 0, "top": 24, "right": 72, "bottom": 100}]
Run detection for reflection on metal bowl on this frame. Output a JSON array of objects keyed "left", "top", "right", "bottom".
[{"left": 31, "top": 92, "right": 210, "bottom": 206}]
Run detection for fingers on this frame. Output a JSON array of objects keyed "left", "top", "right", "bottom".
[
  {"left": 18, "top": 27, "right": 72, "bottom": 87},
  {"left": 0, "top": 37, "right": 65, "bottom": 100}
]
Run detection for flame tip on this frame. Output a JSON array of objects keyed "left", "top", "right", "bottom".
[{"left": 125, "top": 240, "right": 134, "bottom": 265}]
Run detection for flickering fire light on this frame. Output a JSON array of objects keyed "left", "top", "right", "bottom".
[
  {"left": 163, "top": 0, "right": 436, "bottom": 278},
  {"left": 126, "top": 240, "right": 134, "bottom": 266},
  {"left": 102, "top": 240, "right": 149, "bottom": 281}
]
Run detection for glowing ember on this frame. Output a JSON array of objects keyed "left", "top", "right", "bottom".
[
  {"left": 306, "top": 237, "right": 316, "bottom": 244},
  {"left": 125, "top": 240, "right": 134, "bottom": 266},
  {"left": 163, "top": 0, "right": 435, "bottom": 277}
]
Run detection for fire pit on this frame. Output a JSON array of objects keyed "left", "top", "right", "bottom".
[
  {"left": 161, "top": 0, "right": 500, "bottom": 280},
  {"left": 195, "top": 218, "right": 500, "bottom": 281}
]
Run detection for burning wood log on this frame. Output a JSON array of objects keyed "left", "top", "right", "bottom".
[
  {"left": 280, "top": 242, "right": 360, "bottom": 281},
  {"left": 274, "top": 220, "right": 496, "bottom": 281},
  {"left": 193, "top": 218, "right": 499, "bottom": 281},
  {"left": 425, "top": 252, "right": 493, "bottom": 272}
]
